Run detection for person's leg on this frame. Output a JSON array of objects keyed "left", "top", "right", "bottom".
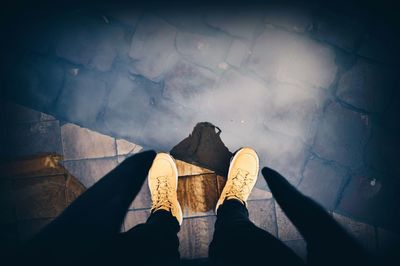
[
  {"left": 111, "top": 152, "right": 183, "bottom": 266},
  {"left": 209, "top": 147, "right": 304, "bottom": 266},
  {"left": 209, "top": 199, "right": 304, "bottom": 266},
  {"left": 114, "top": 210, "right": 180, "bottom": 266},
  {"left": 19, "top": 151, "right": 156, "bottom": 266}
]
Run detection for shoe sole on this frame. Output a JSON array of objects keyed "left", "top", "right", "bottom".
[{"left": 215, "top": 147, "right": 259, "bottom": 213}]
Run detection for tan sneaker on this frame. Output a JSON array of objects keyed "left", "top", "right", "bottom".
[
  {"left": 215, "top": 147, "right": 259, "bottom": 213},
  {"left": 148, "top": 153, "right": 183, "bottom": 225}
]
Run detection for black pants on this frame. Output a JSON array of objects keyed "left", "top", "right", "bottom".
[
  {"left": 17, "top": 151, "right": 374, "bottom": 266},
  {"left": 115, "top": 199, "right": 304, "bottom": 266}
]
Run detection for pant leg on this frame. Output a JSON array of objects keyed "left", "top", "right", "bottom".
[
  {"left": 209, "top": 199, "right": 304, "bottom": 266},
  {"left": 114, "top": 210, "right": 181, "bottom": 266}
]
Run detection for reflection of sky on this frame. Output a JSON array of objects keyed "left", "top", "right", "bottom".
[
  {"left": 120, "top": 8, "right": 336, "bottom": 185},
  {"left": 0, "top": 4, "right": 372, "bottom": 187}
]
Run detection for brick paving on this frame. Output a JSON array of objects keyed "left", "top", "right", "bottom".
[{"left": 1, "top": 1, "right": 400, "bottom": 261}]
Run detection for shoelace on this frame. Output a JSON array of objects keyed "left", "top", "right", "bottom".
[
  {"left": 225, "top": 168, "right": 253, "bottom": 199},
  {"left": 151, "top": 176, "right": 173, "bottom": 211}
]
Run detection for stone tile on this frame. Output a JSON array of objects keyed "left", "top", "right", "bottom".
[
  {"left": 264, "top": 4, "right": 312, "bottom": 33},
  {"left": 313, "top": 102, "right": 370, "bottom": 168},
  {"left": 284, "top": 239, "right": 307, "bottom": 261},
  {"left": 63, "top": 158, "right": 118, "bottom": 188},
  {"left": 163, "top": 60, "right": 218, "bottom": 108},
  {"left": 249, "top": 27, "right": 337, "bottom": 89},
  {"left": 337, "top": 172, "right": 398, "bottom": 229},
  {"left": 177, "top": 174, "right": 219, "bottom": 218},
  {"left": 314, "top": 11, "right": 365, "bottom": 51},
  {"left": 56, "top": 70, "right": 108, "bottom": 125},
  {"left": 202, "top": 69, "right": 268, "bottom": 140},
  {"left": 176, "top": 31, "right": 232, "bottom": 71},
  {"left": 6, "top": 54, "right": 65, "bottom": 112},
  {"left": 179, "top": 216, "right": 216, "bottom": 259},
  {"left": 61, "top": 123, "right": 116, "bottom": 160},
  {"left": 117, "top": 155, "right": 127, "bottom": 164},
  {"left": 106, "top": 6, "right": 142, "bottom": 27},
  {"left": 139, "top": 97, "right": 197, "bottom": 150},
  {"left": 0, "top": 100, "right": 42, "bottom": 123},
  {"left": 333, "top": 212, "right": 377, "bottom": 254},
  {"left": 13, "top": 175, "right": 66, "bottom": 220},
  {"left": 377, "top": 228, "right": 400, "bottom": 260},
  {"left": 65, "top": 175, "right": 86, "bottom": 205},
  {"left": 382, "top": 89, "right": 400, "bottom": 133},
  {"left": 130, "top": 178, "right": 151, "bottom": 210},
  {"left": 358, "top": 25, "right": 400, "bottom": 64},
  {"left": 156, "top": 7, "right": 211, "bottom": 35},
  {"left": 215, "top": 175, "right": 226, "bottom": 195},
  {"left": 365, "top": 126, "right": 400, "bottom": 177},
  {"left": 56, "top": 16, "right": 125, "bottom": 71},
  {"left": 226, "top": 40, "right": 251, "bottom": 67},
  {"left": 248, "top": 187, "right": 273, "bottom": 201},
  {"left": 129, "top": 15, "right": 178, "bottom": 81},
  {"left": 116, "top": 139, "right": 142, "bottom": 156},
  {"left": 123, "top": 209, "right": 150, "bottom": 232},
  {"left": 103, "top": 73, "right": 163, "bottom": 141},
  {"left": 17, "top": 218, "right": 53, "bottom": 243},
  {"left": 276, "top": 203, "right": 302, "bottom": 241},
  {"left": 248, "top": 199, "right": 277, "bottom": 236},
  {"left": 205, "top": 8, "right": 264, "bottom": 39},
  {"left": 337, "top": 59, "right": 394, "bottom": 113},
  {"left": 253, "top": 129, "right": 310, "bottom": 186},
  {"left": 299, "top": 157, "right": 347, "bottom": 210},
  {"left": 262, "top": 81, "right": 327, "bottom": 144},
  {"left": 40, "top": 112, "right": 56, "bottom": 121},
  {"left": 176, "top": 160, "right": 214, "bottom": 177},
  {"left": 16, "top": 17, "right": 56, "bottom": 55},
  {"left": 2, "top": 120, "right": 62, "bottom": 158}
]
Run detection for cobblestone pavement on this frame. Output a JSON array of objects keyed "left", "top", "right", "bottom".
[
  {"left": 1, "top": 101, "right": 399, "bottom": 260},
  {"left": 1, "top": 1, "right": 399, "bottom": 261}
]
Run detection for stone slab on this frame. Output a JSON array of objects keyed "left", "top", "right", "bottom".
[
  {"left": 103, "top": 73, "right": 163, "bottom": 141},
  {"left": 176, "top": 31, "right": 231, "bottom": 71},
  {"left": 314, "top": 11, "right": 365, "bottom": 51},
  {"left": 205, "top": 8, "right": 264, "bottom": 39},
  {"left": 265, "top": 5, "right": 312, "bottom": 33},
  {"left": 313, "top": 102, "right": 370, "bottom": 168},
  {"left": 56, "top": 70, "right": 108, "bottom": 126},
  {"left": 337, "top": 59, "right": 394, "bottom": 113},
  {"left": 276, "top": 203, "right": 302, "bottom": 241},
  {"left": 179, "top": 216, "right": 216, "bottom": 259},
  {"left": 3, "top": 120, "right": 62, "bottom": 158},
  {"left": 63, "top": 157, "right": 118, "bottom": 188},
  {"left": 129, "top": 15, "right": 178, "bottom": 81},
  {"left": 333, "top": 212, "right": 377, "bottom": 254},
  {"left": 249, "top": 27, "right": 337, "bottom": 89},
  {"left": 56, "top": 16, "right": 125, "bottom": 72},
  {"left": 61, "top": 123, "right": 116, "bottom": 160},
  {"left": 248, "top": 199, "right": 278, "bottom": 236},
  {"left": 299, "top": 157, "right": 347, "bottom": 210}
]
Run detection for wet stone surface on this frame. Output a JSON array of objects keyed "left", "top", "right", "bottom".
[
  {"left": 313, "top": 102, "right": 370, "bottom": 168},
  {"left": 1, "top": 3, "right": 400, "bottom": 258}
]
